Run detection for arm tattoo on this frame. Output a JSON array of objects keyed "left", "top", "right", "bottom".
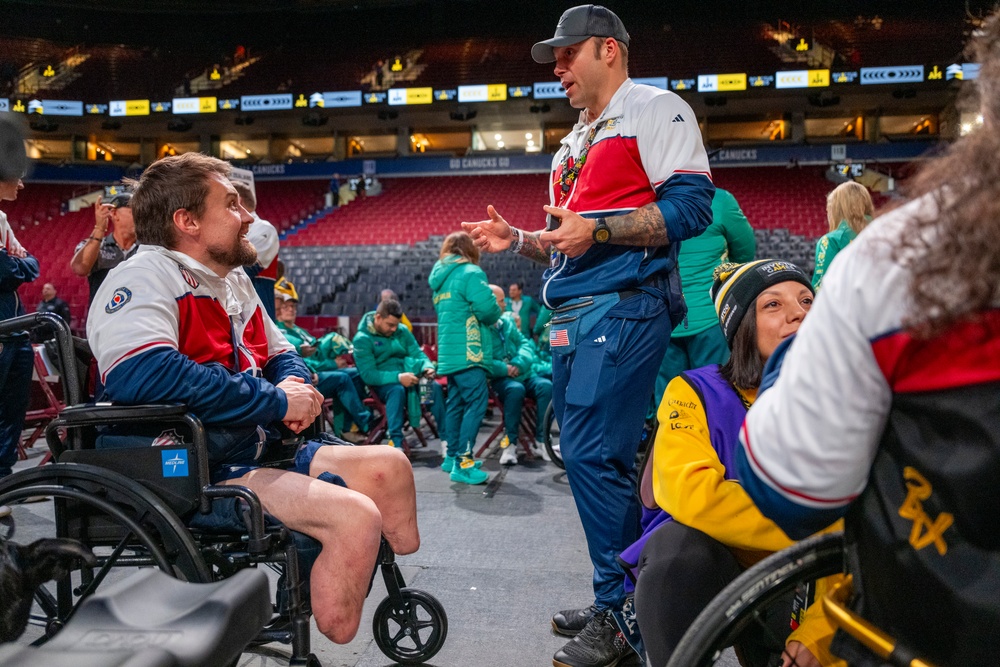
[
  {"left": 606, "top": 204, "right": 669, "bottom": 247},
  {"left": 517, "top": 230, "right": 552, "bottom": 265}
]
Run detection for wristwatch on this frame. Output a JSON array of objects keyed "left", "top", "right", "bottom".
[{"left": 592, "top": 217, "right": 611, "bottom": 244}]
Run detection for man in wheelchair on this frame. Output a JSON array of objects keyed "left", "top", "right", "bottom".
[{"left": 86, "top": 152, "right": 421, "bottom": 645}]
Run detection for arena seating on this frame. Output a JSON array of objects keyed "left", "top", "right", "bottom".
[
  {"left": 284, "top": 174, "right": 549, "bottom": 247},
  {"left": 253, "top": 179, "right": 328, "bottom": 235},
  {"left": 5, "top": 166, "right": 886, "bottom": 330}
]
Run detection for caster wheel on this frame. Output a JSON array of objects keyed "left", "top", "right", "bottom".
[{"left": 372, "top": 588, "right": 448, "bottom": 665}]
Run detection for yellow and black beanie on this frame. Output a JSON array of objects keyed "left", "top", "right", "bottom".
[{"left": 710, "top": 259, "right": 813, "bottom": 347}]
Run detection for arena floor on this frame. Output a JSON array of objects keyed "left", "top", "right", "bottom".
[{"left": 9, "top": 412, "right": 738, "bottom": 667}]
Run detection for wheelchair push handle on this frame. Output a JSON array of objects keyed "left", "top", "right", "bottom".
[
  {"left": 0, "top": 312, "right": 81, "bottom": 405},
  {"left": 823, "top": 576, "right": 936, "bottom": 667}
]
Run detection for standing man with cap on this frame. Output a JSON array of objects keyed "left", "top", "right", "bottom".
[
  {"left": 70, "top": 189, "right": 138, "bottom": 304},
  {"left": 462, "top": 6, "right": 714, "bottom": 666}
]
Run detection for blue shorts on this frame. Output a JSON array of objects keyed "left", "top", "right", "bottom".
[{"left": 211, "top": 433, "right": 352, "bottom": 483}]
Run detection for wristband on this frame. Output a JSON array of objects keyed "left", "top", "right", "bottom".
[
  {"left": 88, "top": 236, "right": 102, "bottom": 243},
  {"left": 508, "top": 226, "right": 525, "bottom": 254}
]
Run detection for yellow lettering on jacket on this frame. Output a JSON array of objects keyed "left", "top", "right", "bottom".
[{"left": 897, "top": 466, "right": 954, "bottom": 556}]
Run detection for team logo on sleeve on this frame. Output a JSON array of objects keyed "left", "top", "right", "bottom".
[{"left": 105, "top": 287, "right": 132, "bottom": 313}]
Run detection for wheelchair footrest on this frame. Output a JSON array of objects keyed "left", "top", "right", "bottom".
[{"left": 4, "top": 569, "right": 271, "bottom": 667}]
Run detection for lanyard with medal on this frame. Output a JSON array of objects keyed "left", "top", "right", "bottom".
[{"left": 548, "top": 119, "right": 609, "bottom": 265}]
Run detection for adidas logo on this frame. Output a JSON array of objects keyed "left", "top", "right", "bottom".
[
  {"left": 671, "top": 114, "right": 684, "bottom": 122},
  {"left": 594, "top": 335, "right": 607, "bottom": 343}
]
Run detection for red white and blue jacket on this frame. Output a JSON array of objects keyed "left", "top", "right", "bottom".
[
  {"left": 541, "top": 79, "right": 714, "bottom": 308},
  {"left": 87, "top": 245, "right": 309, "bottom": 429},
  {"left": 736, "top": 194, "right": 1000, "bottom": 665}
]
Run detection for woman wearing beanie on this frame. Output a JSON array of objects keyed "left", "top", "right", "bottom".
[
  {"left": 428, "top": 232, "right": 502, "bottom": 485},
  {"left": 622, "top": 260, "right": 841, "bottom": 667},
  {"left": 812, "top": 181, "right": 874, "bottom": 290}
]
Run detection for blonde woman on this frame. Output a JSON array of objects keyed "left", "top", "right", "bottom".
[{"left": 812, "top": 181, "right": 873, "bottom": 289}]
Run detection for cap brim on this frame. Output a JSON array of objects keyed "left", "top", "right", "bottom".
[{"left": 531, "top": 35, "right": 589, "bottom": 63}]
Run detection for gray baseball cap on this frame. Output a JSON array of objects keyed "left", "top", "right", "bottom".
[{"left": 531, "top": 5, "right": 630, "bottom": 64}]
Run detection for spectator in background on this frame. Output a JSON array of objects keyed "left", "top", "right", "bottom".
[
  {"left": 326, "top": 173, "right": 341, "bottom": 208},
  {"left": 0, "top": 173, "right": 38, "bottom": 508},
  {"left": 651, "top": 187, "right": 755, "bottom": 412},
  {"left": 506, "top": 281, "right": 540, "bottom": 340},
  {"left": 812, "top": 181, "right": 873, "bottom": 290},
  {"left": 353, "top": 298, "right": 444, "bottom": 450},
  {"left": 428, "top": 232, "right": 502, "bottom": 484},
  {"left": 70, "top": 191, "right": 137, "bottom": 305},
  {"left": 232, "top": 182, "right": 280, "bottom": 321},
  {"left": 36, "top": 282, "right": 71, "bottom": 325},
  {"left": 274, "top": 278, "right": 371, "bottom": 444},
  {"left": 379, "top": 288, "right": 412, "bottom": 331},
  {"left": 487, "top": 284, "right": 553, "bottom": 466}
]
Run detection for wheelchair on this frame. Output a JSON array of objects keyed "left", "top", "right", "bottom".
[
  {"left": 665, "top": 531, "right": 939, "bottom": 667},
  {"left": 0, "top": 313, "right": 448, "bottom": 666}
]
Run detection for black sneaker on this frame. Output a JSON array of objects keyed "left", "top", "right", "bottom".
[
  {"left": 552, "top": 604, "right": 598, "bottom": 637},
  {"left": 552, "top": 610, "right": 633, "bottom": 667}
]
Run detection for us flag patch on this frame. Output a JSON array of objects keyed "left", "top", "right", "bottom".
[{"left": 551, "top": 328, "right": 570, "bottom": 347}]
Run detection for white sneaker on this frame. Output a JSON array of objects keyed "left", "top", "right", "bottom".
[
  {"left": 533, "top": 439, "right": 552, "bottom": 462},
  {"left": 499, "top": 441, "right": 518, "bottom": 466},
  {"left": 0, "top": 505, "right": 10, "bottom": 519},
  {"left": 440, "top": 441, "right": 449, "bottom": 457}
]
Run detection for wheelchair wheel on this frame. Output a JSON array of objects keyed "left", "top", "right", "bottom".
[
  {"left": 372, "top": 587, "right": 448, "bottom": 665},
  {"left": 666, "top": 532, "right": 846, "bottom": 667},
  {"left": 543, "top": 403, "right": 564, "bottom": 470},
  {"left": 0, "top": 463, "right": 211, "bottom": 645}
]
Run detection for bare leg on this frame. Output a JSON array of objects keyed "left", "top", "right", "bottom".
[
  {"left": 222, "top": 468, "right": 382, "bottom": 644},
  {"left": 309, "top": 445, "right": 420, "bottom": 555}
]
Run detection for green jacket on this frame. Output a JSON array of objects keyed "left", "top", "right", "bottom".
[
  {"left": 812, "top": 220, "right": 858, "bottom": 290},
  {"left": 278, "top": 322, "right": 353, "bottom": 373},
  {"left": 504, "top": 294, "right": 540, "bottom": 339},
  {"left": 352, "top": 311, "right": 434, "bottom": 387},
  {"left": 532, "top": 306, "right": 552, "bottom": 341},
  {"left": 485, "top": 312, "right": 535, "bottom": 380},
  {"left": 674, "top": 188, "right": 756, "bottom": 337},
  {"left": 529, "top": 338, "right": 552, "bottom": 379},
  {"left": 428, "top": 255, "right": 502, "bottom": 376}
]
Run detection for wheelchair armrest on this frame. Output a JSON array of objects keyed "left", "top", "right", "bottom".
[
  {"left": 203, "top": 484, "right": 272, "bottom": 553},
  {"left": 58, "top": 402, "right": 190, "bottom": 424}
]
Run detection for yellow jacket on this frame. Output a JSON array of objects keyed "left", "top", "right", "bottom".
[{"left": 652, "top": 375, "right": 845, "bottom": 665}]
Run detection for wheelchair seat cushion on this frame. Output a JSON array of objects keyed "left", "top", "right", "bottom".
[{"left": 39, "top": 568, "right": 270, "bottom": 667}]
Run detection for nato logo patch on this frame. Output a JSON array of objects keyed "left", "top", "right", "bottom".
[
  {"left": 161, "top": 449, "right": 189, "bottom": 477},
  {"left": 105, "top": 287, "right": 132, "bottom": 314}
]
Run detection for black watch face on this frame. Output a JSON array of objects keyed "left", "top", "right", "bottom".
[{"left": 595, "top": 227, "right": 610, "bottom": 243}]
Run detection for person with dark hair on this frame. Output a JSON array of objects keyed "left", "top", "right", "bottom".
[
  {"left": 0, "top": 173, "right": 37, "bottom": 509},
  {"left": 812, "top": 181, "right": 873, "bottom": 290},
  {"left": 87, "top": 152, "right": 421, "bottom": 645},
  {"left": 622, "top": 260, "right": 831, "bottom": 666},
  {"left": 232, "top": 182, "right": 280, "bottom": 321},
  {"left": 428, "top": 231, "right": 502, "bottom": 484},
  {"left": 70, "top": 190, "right": 137, "bottom": 305},
  {"left": 36, "top": 282, "right": 71, "bottom": 325},
  {"left": 378, "top": 288, "right": 412, "bottom": 331},
  {"left": 737, "top": 11, "right": 1000, "bottom": 665},
  {"left": 353, "top": 298, "right": 443, "bottom": 449},
  {"left": 461, "top": 6, "right": 713, "bottom": 664},
  {"left": 506, "top": 281, "right": 540, "bottom": 339}
]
